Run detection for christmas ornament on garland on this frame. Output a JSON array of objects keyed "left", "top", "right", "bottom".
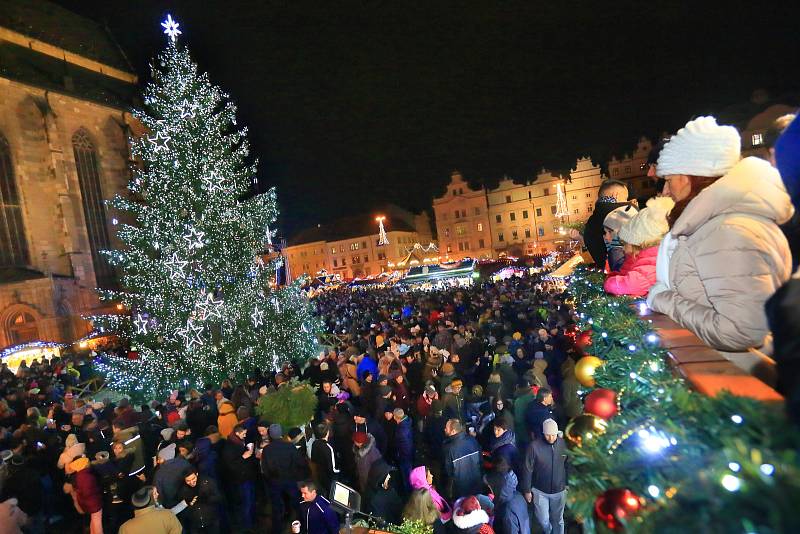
[
  {"left": 565, "top": 414, "right": 608, "bottom": 448},
  {"left": 575, "top": 355, "right": 604, "bottom": 387},
  {"left": 576, "top": 329, "right": 593, "bottom": 354},
  {"left": 584, "top": 388, "right": 618, "bottom": 420},
  {"left": 593, "top": 488, "right": 644, "bottom": 531}
]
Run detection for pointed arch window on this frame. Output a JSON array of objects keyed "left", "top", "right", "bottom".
[
  {"left": 0, "top": 134, "right": 29, "bottom": 266},
  {"left": 72, "top": 130, "right": 114, "bottom": 288}
]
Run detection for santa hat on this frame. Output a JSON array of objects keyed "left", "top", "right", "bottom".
[
  {"left": 458, "top": 496, "right": 481, "bottom": 515},
  {"left": 618, "top": 196, "right": 675, "bottom": 246},
  {"left": 657, "top": 116, "right": 740, "bottom": 177},
  {"left": 603, "top": 205, "right": 638, "bottom": 232}
]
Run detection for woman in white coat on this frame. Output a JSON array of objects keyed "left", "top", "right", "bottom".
[{"left": 647, "top": 116, "right": 794, "bottom": 372}]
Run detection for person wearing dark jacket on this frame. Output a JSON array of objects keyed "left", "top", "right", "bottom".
[
  {"left": 221, "top": 424, "right": 256, "bottom": 531},
  {"left": 581, "top": 180, "right": 631, "bottom": 268},
  {"left": 353, "top": 408, "right": 387, "bottom": 456},
  {"left": 521, "top": 419, "right": 567, "bottom": 534},
  {"left": 365, "top": 458, "right": 403, "bottom": 525},
  {"left": 153, "top": 444, "right": 192, "bottom": 510},
  {"left": 261, "top": 424, "right": 308, "bottom": 531},
  {"left": 352, "top": 432, "right": 382, "bottom": 493},
  {"left": 193, "top": 426, "right": 221, "bottom": 481},
  {"left": 524, "top": 388, "right": 554, "bottom": 442},
  {"left": 485, "top": 461, "right": 529, "bottom": 534},
  {"left": 310, "top": 422, "right": 340, "bottom": 496},
  {"left": 441, "top": 419, "right": 482, "bottom": 501},
  {"left": 298, "top": 479, "right": 340, "bottom": 534},
  {"left": 489, "top": 420, "right": 519, "bottom": 478},
  {"left": 179, "top": 469, "right": 223, "bottom": 534},
  {"left": 393, "top": 408, "right": 414, "bottom": 491}
]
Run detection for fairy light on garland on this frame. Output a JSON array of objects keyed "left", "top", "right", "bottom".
[
  {"left": 562, "top": 266, "right": 800, "bottom": 531},
  {"left": 90, "top": 15, "right": 321, "bottom": 398}
]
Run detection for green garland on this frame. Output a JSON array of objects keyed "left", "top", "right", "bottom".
[
  {"left": 566, "top": 267, "right": 800, "bottom": 533},
  {"left": 255, "top": 378, "right": 318, "bottom": 429}
]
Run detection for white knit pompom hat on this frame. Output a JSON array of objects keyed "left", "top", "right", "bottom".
[
  {"left": 657, "top": 116, "right": 741, "bottom": 177},
  {"left": 618, "top": 196, "right": 675, "bottom": 246}
]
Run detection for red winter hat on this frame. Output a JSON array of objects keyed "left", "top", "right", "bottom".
[
  {"left": 458, "top": 496, "right": 481, "bottom": 515},
  {"left": 352, "top": 432, "right": 368, "bottom": 446}
]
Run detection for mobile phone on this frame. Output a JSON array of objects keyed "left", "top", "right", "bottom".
[{"left": 36, "top": 441, "right": 45, "bottom": 450}]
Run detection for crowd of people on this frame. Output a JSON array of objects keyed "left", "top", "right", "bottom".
[{"left": 0, "top": 112, "right": 797, "bottom": 534}]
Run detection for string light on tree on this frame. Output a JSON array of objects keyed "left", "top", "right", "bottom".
[{"left": 89, "top": 15, "right": 321, "bottom": 398}]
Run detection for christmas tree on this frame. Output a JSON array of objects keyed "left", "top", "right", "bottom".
[{"left": 91, "top": 16, "right": 320, "bottom": 398}]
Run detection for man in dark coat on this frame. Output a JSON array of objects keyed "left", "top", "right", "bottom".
[
  {"left": 298, "top": 479, "right": 340, "bottom": 534},
  {"left": 392, "top": 408, "right": 414, "bottom": 491},
  {"left": 525, "top": 387, "right": 554, "bottom": 442},
  {"left": 352, "top": 432, "right": 382, "bottom": 493},
  {"left": 521, "top": 419, "right": 568, "bottom": 534},
  {"left": 485, "top": 460, "right": 530, "bottom": 534},
  {"left": 581, "top": 179, "right": 631, "bottom": 267},
  {"left": 310, "top": 422, "right": 340, "bottom": 496},
  {"left": 179, "top": 469, "right": 223, "bottom": 534},
  {"left": 365, "top": 459, "right": 403, "bottom": 526},
  {"left": 261, "top": 424, "right": 309, "bottom": 531},
  {"left": 441, "top": 419, "right": 482, "bottom": 501},
  {"left": 220, "top": 424, "right": 257, "bottom": 531},
  {"left": 489, "top": 419, "right": 520, "bottom": 477}
]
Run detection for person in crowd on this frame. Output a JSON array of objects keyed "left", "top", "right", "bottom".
[
  {"left": 581, "top": 180, "right": 633, "bottom": 267},
  {"left": 402, "top": 488, "right": 447, "bottom": 534},
  {"left": 489, "top": 419, "right": 519, "bottom": 476},
  {"left": 178, "top": 468, "right": 222, "bottom": 534},
  {"left": 119, "top": 486, "right": 182, "bottom": 534},
  {"left": 442, "top": 418, "right": 482, "bottom": 501},
  {"left": 352, "top": 432, "right": 382, "bottom": 493},
  {"left": 298, "top": 479, "right": 340, "bottom": 534},
  {"left": 450, "top": 495, "right": 494, "bottom": 534},
  {"left": 602, "top": 204, "right": 638, "bottom": 272},
  {"left": 764, "top": 113, "right": 800, "bottom": 270},
  {"left": 525, "top": 387, "right": 554, "bottom": 442},
  {"left": 647, "top": 116, "right": 793, "bottom": 373},
  {"left": 215, "top": 401, "right": 237, "bottom": 439},
  {"left": 392, "top": 408, "right": 414, "bottom": 490},
  {"left": 365, "top": 459, "right": 403, "bottom": 526},
  {"left": 220, "top": 424, "right": 256, "bottom": 531},
  {"left": 261, "top": 423, "right": 308, "bottom": 531},
  {"left": 310, "top": 422, "right": 340, "bottom": 496},
  {"left": 604, "top": 196, "right": 675, "bottom": 297},
  {"left": 408, "top": 465, "right": 452, "bottom": 521},
  {"left": 353, "top": 407, "right": 387, "bottom": 456},
  {"left": 521, "top": 419, "right": 567, "bottom": 534},
  {"left": 485, "top": 459, "right": 529, "bottom": 534},
  {"left": 68, "top": 456, "right": 103, "bottom": 534}
]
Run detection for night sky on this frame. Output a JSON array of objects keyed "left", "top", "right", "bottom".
[{"left": 55, "top": 1, "right": 799, "bottom": 237}]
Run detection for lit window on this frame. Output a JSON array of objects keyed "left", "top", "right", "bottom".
[
  {"left": 456, "top": 226, "right": 465, "bottom": 236},
  {"left": 444, "top": 228, "right": 450, "bottom": 238},
  {"left": 0, "top": 133, "right": 29, "bottom": 267},
  {"left": 72, "top": 130, "right": 113, "bottom": 288},
  {"left": 447, "top": 245, "right": 452, "bottom": 253},
  {"left": 477, "top": 223, "right": 483, "bottom": 232},
  {"left": 752, "top": 133, "right": 764, "bottom": 146}
]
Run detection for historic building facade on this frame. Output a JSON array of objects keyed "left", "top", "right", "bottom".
[
  {"left": 0, "top": 1, "right": 138, "bottom": 349},
  {"left": 432, "top": 171, "right": 493, "bottom": 261},
  {"left": 284, "top": 205, "right": 433, "bottom": 281}
]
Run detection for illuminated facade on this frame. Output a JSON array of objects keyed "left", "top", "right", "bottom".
[
  {"left": 0, "top": 1, "right": 138, "bottom": 349},
  {"left": 284, "top": 206, "right": 433, "bottom": 281},
  {"left": 432, "top": 171, "right": 493, "bottom": 261}
]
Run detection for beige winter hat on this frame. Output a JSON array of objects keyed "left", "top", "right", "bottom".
[{"left": 619, "top": 196, "right": 675, "bottom": 246}]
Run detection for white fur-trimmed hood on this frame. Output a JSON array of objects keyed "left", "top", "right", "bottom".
[{"left": 452, "top": 508, "right": 489, "bottom": 530}]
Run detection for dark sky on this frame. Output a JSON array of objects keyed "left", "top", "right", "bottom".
[{"left": 55, "top": 1, "right": 799, "bottom": 236}]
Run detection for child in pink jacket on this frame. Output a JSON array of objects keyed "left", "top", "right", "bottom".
[{"left": 605, "top": 196, "right": 675, "bottom": 297}]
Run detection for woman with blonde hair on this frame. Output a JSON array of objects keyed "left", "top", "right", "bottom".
[{"left": 402, "top": 488, "right": 447, "bottom": 534}]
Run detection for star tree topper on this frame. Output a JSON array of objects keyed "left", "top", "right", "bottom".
[{"left": 161, "top": 14, "right": 182, "bottom": 42}]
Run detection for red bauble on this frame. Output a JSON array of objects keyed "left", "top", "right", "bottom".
[
  {"left": 594, "top": 488, "right": 643, "bottom": 531},
  {"left": 584, "top": 388, "right": 618, "bottom": 420},
  {"left": 576, "top": 330, "right": 593, "bottom": 353}
]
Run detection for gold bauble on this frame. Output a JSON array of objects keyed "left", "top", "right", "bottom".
[
  {"left": 565, "top": 414, "right": 608, "bottom": 447},
  {"left": 575, "top": 355, "right": 604, "bottom": 387}
]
